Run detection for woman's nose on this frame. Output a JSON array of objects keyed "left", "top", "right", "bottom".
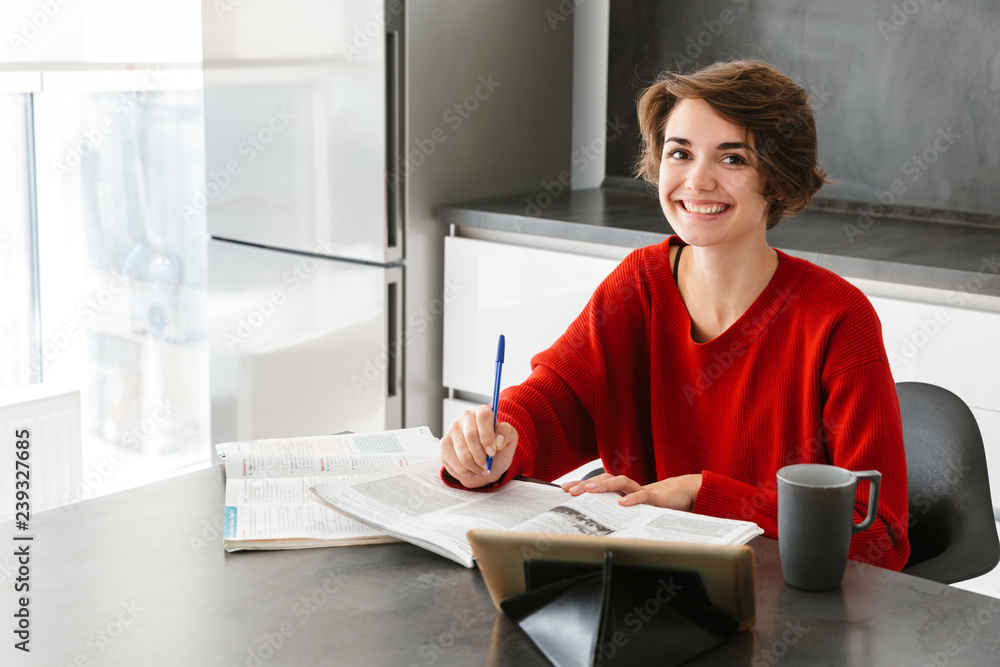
[{"left": 685, "top": 160, "right": 717, "bottom": 192}]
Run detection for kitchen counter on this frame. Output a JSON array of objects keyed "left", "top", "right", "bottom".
[
  {"left": 11, "top": 464, "right": 1000, "bottom": 666},
  {"left": 441, "top": 185, "right": 1000, "bottom": 298}
]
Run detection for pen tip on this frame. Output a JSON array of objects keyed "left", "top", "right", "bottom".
[{"left": 497, "top": 334, "right": 505, "bottom": 362}]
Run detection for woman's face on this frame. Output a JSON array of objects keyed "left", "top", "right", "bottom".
[{"left": 658, "top": 98, "right": 770, "bottom": 249}]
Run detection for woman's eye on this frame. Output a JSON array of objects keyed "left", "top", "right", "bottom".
[
  {"left": 665, "top": 149, "right": 689, "bottom": 160},
  {"left": 722, "top": 154, "right": 748, "bottom": 166}
]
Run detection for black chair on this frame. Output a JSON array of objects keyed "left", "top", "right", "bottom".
[{"left": 897, "top": 382, "right": 1000, "bottom": 583}]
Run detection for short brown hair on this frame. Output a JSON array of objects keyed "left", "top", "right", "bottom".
[{"left": 635, "top": 60, "right": 828, "bottom": 230}]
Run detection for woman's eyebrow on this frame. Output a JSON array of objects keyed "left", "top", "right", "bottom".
[{"left": 664, "top": 137, "right": 749, "bottom": 151}]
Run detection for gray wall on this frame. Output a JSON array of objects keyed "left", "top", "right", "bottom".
[{"left": 605, "top": 0, "right": 1000, "bottom": 221}]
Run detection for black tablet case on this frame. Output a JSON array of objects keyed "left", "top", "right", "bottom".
[{"left": 500, "top": 551, "right": 739, "bottom": 667}]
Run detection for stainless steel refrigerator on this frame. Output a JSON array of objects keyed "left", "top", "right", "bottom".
[{"left": 203, "top": 0, "right": 573, "bottom": 446}]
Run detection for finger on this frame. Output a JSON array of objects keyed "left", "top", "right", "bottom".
[
  {"left": 440, "top": 430, "right": 476, "bottom": 480},
  {"left": 474, "top": 405, "right": 499, "bottom": 459},
  {"left": 563, "top": 473, "right": 618, "bottom": 496},
  {"left": 583, "top": 475, "right": 642, "bottom": 496},
  {"left": 493, "top": 421, "right": 517, "bottom": 456},
  {"left": 453, "top": 412, "right": 489, "bottom": 475},
  {"left": 618, "top": 488, "right": 651, "bottom": 506}
]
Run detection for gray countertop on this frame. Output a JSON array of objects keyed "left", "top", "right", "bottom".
[
  {"left": 442, "top": 185, "right": 1000, "bottom": 297},
  {"left": 5, "top": 465, "right": 1000, "bottom": 666}
]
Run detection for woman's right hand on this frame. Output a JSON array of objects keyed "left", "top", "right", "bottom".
[{"left": 440, "top": 405, "right": 518, "bottom": 488}]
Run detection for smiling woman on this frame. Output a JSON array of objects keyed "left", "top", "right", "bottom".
[
  {"left": 635, "top": 59, "right": 829, "bottom": 231},
  {"left": 439, "top": 59, "right": 911, "bottom": 573}
]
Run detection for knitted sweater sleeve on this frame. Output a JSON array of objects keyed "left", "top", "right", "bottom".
[
  {"left": 498, "top": 248, "right": 653, "bottom": 483},
  {"left": 694, "top": 295, "right": 910, "bottom": 571}
]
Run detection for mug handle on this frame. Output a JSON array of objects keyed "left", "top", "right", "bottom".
[{"left": 852, "top": 470, "right": 882, "bottom": 534}]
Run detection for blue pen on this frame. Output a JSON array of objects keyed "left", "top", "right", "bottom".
[{"left": 487, "top": 334, "right": 505, "bottom": 472}]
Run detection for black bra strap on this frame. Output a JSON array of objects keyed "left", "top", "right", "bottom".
[{"left": 673, "top": 244, "right": 684, "bottom": 283}]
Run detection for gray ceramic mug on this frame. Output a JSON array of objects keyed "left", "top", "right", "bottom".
[{"left": 777, "top": 464, "right": 881, "bottom": 591}]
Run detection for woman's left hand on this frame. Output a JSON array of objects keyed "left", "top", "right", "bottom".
[{"left": 561, "top": 473, "right": 703, "bottom": 511}]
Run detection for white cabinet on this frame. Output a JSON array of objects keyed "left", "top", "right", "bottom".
[
  {"left": 850, "top": 278, "right": 1000, "bottom": 511},
  {"left": 442, "top": 235, "right": 626, "bottom": 399},
  {"left": 862, "top": 291, "right": 1000, "bottom": 414}
]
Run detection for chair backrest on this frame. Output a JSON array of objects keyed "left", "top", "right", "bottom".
[{"left": 897, "top": 382, "right": 1000, "bottom": 583}]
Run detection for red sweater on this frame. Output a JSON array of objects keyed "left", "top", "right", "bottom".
[{"left": 492, "top": 237, "right": 909, "bottom": 571}]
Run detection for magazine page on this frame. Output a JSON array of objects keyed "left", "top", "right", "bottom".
[
  {"left": 310, "top": 460, "right": 567, "bottom": 567},
  {"left": 224, "top": 475, "right": 391, "bottom": 544},
  {"left": 513, "top": 492, "right": 763, "bottom": 545},
  {"left": 311, "top": 459, "right": 763, "bottom": 566},
  {"left": 216, "top": 426, "right": 439, "bottom": 479},
  {"left": 220, "top": 427, "right": 441, "bottom": 550}
]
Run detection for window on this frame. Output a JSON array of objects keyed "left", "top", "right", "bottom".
[
  {"left": 1, "top": 1, "right": 208, "bottom": 498},
  {"left": 0, "top": 91, "right": 37, "bottom": 391},
  {"left": 32, "top": 78, "right": 209, "bottom": 492}
]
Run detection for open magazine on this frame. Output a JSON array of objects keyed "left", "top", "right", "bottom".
[
  {"left": 309, "top": 459, "right": 763, "bottom": 568},
  {"left": 216, "top": 427, "right": 439, "bottom": 551}
]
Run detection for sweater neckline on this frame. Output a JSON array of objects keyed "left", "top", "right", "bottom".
[{"left": 666, "top": 236, "right": 804, "bottom": 350}]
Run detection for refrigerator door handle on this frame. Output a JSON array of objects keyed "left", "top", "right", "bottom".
[
  {"left": 385, "top": 266, "right": 403, "bottom": 429},
  {"left": 385, "top": 5, "right": 404, "bottom": 263}
]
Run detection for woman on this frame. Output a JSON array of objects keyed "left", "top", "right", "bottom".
[{"left": 440, "top": 60, "right": 909, "bottom": 571}]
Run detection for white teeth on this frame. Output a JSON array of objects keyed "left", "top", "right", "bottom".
[{"left": 682, "top": 201, "right": 729, "bottom": 214}]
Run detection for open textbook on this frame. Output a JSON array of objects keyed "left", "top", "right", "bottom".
[
  {"left": 309, "top": 460, "right": 763, "bottom": 568},
  {"left": 216, "top": 427, "right": 439, "bottom": 551}
]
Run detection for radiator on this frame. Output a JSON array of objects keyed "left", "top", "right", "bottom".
[{"left": 0, "top": 386, "right": 82, "bottom": 523}]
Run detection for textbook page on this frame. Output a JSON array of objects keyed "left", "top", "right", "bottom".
[
  {"left": 513, "top": 492, "right": 763, "bottom": 546},
  {"left": 217, "top": 427, "right": 440, "bottom": 551},
  {"left": 310, "top": 460, "right": 568, "bottom": 566},
  {"left": 310, "top": 460, "right": 763, "bottom": 567}
]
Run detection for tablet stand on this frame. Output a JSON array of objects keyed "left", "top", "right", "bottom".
[{"left": 500, "top": 551, "right": 739, "bottom": 667}]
